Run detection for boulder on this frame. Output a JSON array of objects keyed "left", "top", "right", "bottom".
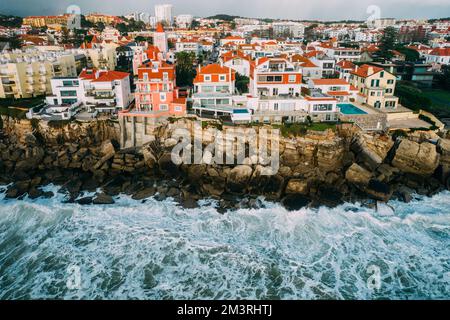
[
  {"left": 281, "top": 194, "right": 311, "bottom": 211},
  {"left": 93, "top": 193, "right": 115, "bottom": 205},
  {"left": 392, "top": 140, "right": 440, "bottom": 176},
  {"left": 351, "top": 134, "right": 394, "bottom": 170},
  {"left": 132, "top": 187, "right": 156, "bottom": 201},
  {"left": 285, "top": 179, "right": 309, "bottom": 195},
  {"left": 345, "top": 163, "right": 372, "bottom": 186},
  {"left": 227, "top": 165, "right": 253, "bottom": 194}
]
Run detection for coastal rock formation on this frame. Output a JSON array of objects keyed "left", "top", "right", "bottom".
[
  {"left": 391, "top": 139, "right": 440, "bottom": 176},
  {"left": 1, "top": 115, "right": 449, "bottom": 210}
]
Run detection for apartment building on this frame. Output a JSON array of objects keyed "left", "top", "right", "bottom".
[
  {"left": 192, "top": 64, "right": 251, "bottom": 122},
  {"left": 425, "top": 48, "right": 450, "bottom": 69},
  {"left": 23, "top": 15, "right": 71, "bottom": 28},
  {"left": 272, "top": 22, "right": 305, "bottom": 38},
  {"left": 321, "top": 47, "right": 361, "bottom": 62},
  {"left": 0, "top": 51, "right": 77, "bottom": 99},
  {"left": 335, "top": 60, "right": 356, "bottom": 81},
  {"left": 250, "top": 57, "right": 303, "bottom": 97},
  {"left": 175, "top": 39, "right": 201, "bottom": 56},
  {"left": 132, "top": 60, "right": 186, "bottom": 117},
  {"left": 220, "top": 50, "right": 252, "bottom": 77},
  {"left": 46, "top": 69, "right": 132, "bottom": 113},
  {"left": 220, "top": 36, "right": 246, "bottom": 47},
  {"left": 349, "top": 64, "right": 399, "bottom": 109},
  {"left": 85, "top": 14, "right": 123, "bottom": 25},
  {"left": 308, "top": 78, "right": 357, "bottom": 102}
]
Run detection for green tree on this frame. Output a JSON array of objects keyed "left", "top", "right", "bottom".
[
  {"left": 394, "top": 45, "right": 420, "bottom": 62},
  {"left": 235, "top": 73, "right": 249, "bottom": 94},
  {"left": 190, "top": 20, "right": 200, "bottom": 30},
  {"left": 95, "top": 22, "right": 105, "bottom": 32},
  {"left": 435, "top": 65, "right": 450, "bottom": 91},
  {"left": 175, "top": 52, "right": 197, "bottom": 87},
  {"left": 379, "top": 27, "right": 398, "bottom": 60}
]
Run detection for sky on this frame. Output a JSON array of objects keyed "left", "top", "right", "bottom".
[{"left": 0, "top": 0, "right": 449, "bottom": 21}]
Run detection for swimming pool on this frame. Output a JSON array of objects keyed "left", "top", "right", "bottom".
[{"left": 339, "top": 103, "right": 368, "bottom": 115}]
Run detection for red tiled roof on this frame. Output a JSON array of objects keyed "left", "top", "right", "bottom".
[
  {"left": 350, "top": 64, "right": 384, "bottom": 78},
  {"left": 429, "top": 48, "right": 450, "bottom": 56},
  {"left": 336, "top": 60, "right": 355, "bottom": 69}
]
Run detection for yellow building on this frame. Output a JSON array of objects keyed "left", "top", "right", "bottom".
[
  {"left": 85, "top": 14, "right": 122, "bottom": 25},
  {"left": 349, "top": 64, "right": 399, "bottom": 110},
  {"left": 23, "top": 15, "right": 71, "bottom": 28},
  {"left": 0, "top": 51, "right": 77, "bottom": 99}
]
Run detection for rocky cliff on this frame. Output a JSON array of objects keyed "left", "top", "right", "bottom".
[{"left": 0, "top": 116, "right": 449, "bottom": 211}]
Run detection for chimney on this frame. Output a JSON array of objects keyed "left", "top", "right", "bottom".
[{"left": 368, "top": 67, "right": 374, "bottom": 75}]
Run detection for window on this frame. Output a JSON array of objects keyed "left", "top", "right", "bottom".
[
  {"left": 143, "top": 73, "right": 148, "bottom": 82},
  {"left": 159, "top": 104, "right": 168, "bottom": 111},
  {"left": 204, "top": 75, "right": 211, "bottom": 82},
  {"left": 174, "top": 106, "right": 182, "bottom": 112},
  {"left": 62, "top": 80, "right": 78, "bottom": 87},
  {"left": 380, "top": 71, "right": 384, "bottom": 78},
  {"left": 272, "top": 88, "right": 278, "bottom": 96},
  {"left": 385, "top": 88, "right": 393, "bottom": 94},
  {"left": 387, "top": 79, "right": 394, "bottom": 84},
  {"left": 274, "top": 103, "right": 279, "bottom": 111},
  {"left": 289, "top": 75, "right": 296, "bottom": 83},
  {"left": 385, "top": 101, "right": 396, "bottom": 108},
  {"left": 163, "top": 72, "right": 169, "bottom": 81},
  {"left": 219, "top": 75, "right": 226, "bottom": 81},
  {"left": 289, "top": 88, "right": 294, "bottom": 95},
  {"left": 370, "top": 79, "right": 380, "bottom": 87},
  {"left": 202, "top": 86, "right": 214, "bottom": 93},
  {"left": 160, "top": 93, "right": 166, "bottom": 101},
  {"left": 61, "top": 90, "right": 77, "bottom": 97}
]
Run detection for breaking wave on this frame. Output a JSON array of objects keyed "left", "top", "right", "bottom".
[{"left": 0, "top": 185, "right": 449, "bottom": 299}]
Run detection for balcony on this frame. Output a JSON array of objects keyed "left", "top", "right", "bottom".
[{"left": 39, "top": 70, "right": 47, "bottom": 76}]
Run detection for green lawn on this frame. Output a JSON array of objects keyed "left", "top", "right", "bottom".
[
  {"left": 0, "top": 97, "right": 45, "bottom": 119},
  {"left": 420, "top": 89, "right": 450, "bottom": 118},
  {"left": 273, "top": 122, "right": 336, "bottom": 137}
]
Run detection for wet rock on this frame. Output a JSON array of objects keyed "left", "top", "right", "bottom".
[
  {"left": 227, "top": 165, "right": 253, "bottom": 194},
  {"left": 281, "top": 194, "right": 311, "bottom": 211},
  {"left": 28, "top": 187, "right": 44, "bottom": 199},
  {"left": 285, "top": 179, "right": 309, "bottom": 195},
  {"left": 76, "top": 197, "right": 93, "bottom": 205},
  {"left": 93, "top": 193, "right": 115, "bottom": 205},
  {"left": 132, "top": 187, "right": 156, "bottom": 200}
]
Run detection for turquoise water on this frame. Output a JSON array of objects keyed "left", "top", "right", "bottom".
[
  {"left": 0, "top": 185, "right": 449, "bottom": 300},
  {"left": 339, "top": 104, "right": 368, "bottom": 115}
]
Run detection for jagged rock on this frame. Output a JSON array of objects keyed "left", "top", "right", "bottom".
[
  {"left": 365, "top": 180, "right": 393, "bottom": 202},
  {"left": 158, "top": 153, "right": 179, "bottom": 176},
  {"left": 227, "top": 165, "right": 253, "bottom": 194},
  {"left": 76, "top": 197, "right": 93, "bottom": 205},
  {"left": 28, "top": 187, "right": 44, "bottom": 199},
  {"left": 285, "top": 179, "right": 309, "bottom": 195},
  {"left": 392, "top": 140, "right": 440, "bottom": 176},
  {"left": 281, "top": 194, "right": 311, "bottom": 211},
  {"left": 93, "top": 193, "right": 115, "bottom": 205},
  {"left": 351, "top": 134, "right": 394, "bottom": 170},
  {"left": 187, "top": 165, "right": 206, "bottom": 183},
  {"left": 100, "top": 140, "right": 116, "bottom": 157},
  {"left": 345, "top": 163, "right": 372, "bottom": 186},
  {"left": 132, "top": 187, "right": 156, "bottom": 200}
]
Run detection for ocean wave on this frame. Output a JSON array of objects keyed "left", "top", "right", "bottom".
[{"left": 0, "top": 186, "right": 449, "bottom": 299}]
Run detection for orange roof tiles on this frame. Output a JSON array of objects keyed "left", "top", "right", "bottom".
[{"left": 350, "top": 64, "right": 384, "bottom": 78}]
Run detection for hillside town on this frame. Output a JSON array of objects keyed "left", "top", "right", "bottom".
[{"left": 0, "top": 5, "right": 449, "bottom": 147}]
